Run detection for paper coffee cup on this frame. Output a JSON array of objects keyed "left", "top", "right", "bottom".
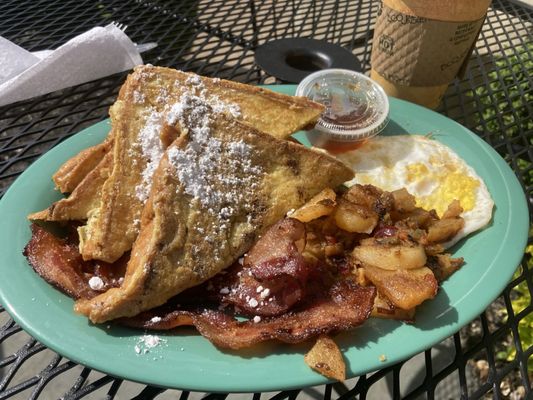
[{"left": 370, "top": 0, "right": 491, "bottom": 109}]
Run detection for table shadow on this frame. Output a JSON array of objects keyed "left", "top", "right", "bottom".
[
  {"left": 410, "top": 288, "right": 459, "bottom": 331},
  {"left": 382, "top": 119, "right": 410, "bottom": 136}
]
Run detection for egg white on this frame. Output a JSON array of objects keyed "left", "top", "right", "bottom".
[{"left": 336, "top": 135, "right": 494, "bottom": 248}]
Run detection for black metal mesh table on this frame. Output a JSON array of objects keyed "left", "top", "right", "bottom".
[{"left": 1, "top": 0, "right": 532, "bottom": 398}]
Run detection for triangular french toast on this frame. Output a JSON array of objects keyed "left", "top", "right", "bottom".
[
  {"left": 53, "top": 64, "right": 323, "bottom": 193},
  {"left": 52, "top": 140, "right": 112, "bottom": 194},
  {"left": 75, "top": 95, "right": 353, "bottom": 323},
  {"left": 76, "top": 66, "right": 325, "bottom": 263},
  {"left": 28, "top": 151, "right": 113, "bottom": 222}
]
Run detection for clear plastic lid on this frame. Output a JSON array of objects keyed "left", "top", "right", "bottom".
[{"left": 296, "top": 69, "right": 389, "bottom": 142}]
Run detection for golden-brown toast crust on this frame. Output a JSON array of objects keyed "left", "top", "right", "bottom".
[
  {"left": 51, "top": 66, "right": 322, "bottom": 201},
  {"left": 77, "top": 75, "right": 147, "bottom": 262},
  {"left": 53, "top": 140, "right": 112, "bottom": 194},
  {"left": 136, "top": 66, "right": 324, "bottom": 140},
  {"left": 75, "top": 111, "right": 353, "bottom": 323},
  {"left": 28, "top": 151, "right": 113, "bottom": 222},
  {"left": 77, "top": 66, "right": 325, "bottom": 263}
]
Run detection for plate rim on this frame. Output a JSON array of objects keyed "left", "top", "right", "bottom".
[{"left": 0, "top": 88, "right": 529, "bottom": 392}]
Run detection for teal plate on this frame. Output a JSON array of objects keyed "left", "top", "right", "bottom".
[{"left": 0, "top": 85, "right": 528, "bottom": 392}]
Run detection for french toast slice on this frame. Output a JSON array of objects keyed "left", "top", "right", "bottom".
[
  {"left": 28, "top": 151, "right": 113, "bottom": 222},
  {"left": 137, "top": 66, "right": 325, "bottom": 140},
  {"left": 53, "top": 65, "right": 322, "bottom": 194},
  {"left": 77, "top": 66, "right": 325, "bottom": 263},
  {"left": 53, "top": 140, "right": 112, "bottom": 194},
  {"left": 75, "top": 100, "right": 353, "bottom": 323}
]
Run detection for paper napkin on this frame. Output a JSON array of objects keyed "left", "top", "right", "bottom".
[{"left": 0, "top": 24, "right": 143, "bottom": 107}]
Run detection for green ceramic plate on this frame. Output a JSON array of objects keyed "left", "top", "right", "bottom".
[{"left": 0, "top": 85, "right": 528, "bottom": 392}]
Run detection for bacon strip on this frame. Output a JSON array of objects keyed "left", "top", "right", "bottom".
[
  {"left": 226, "top": 218, "right": 310, "bottom": 317},
  {"left": 192, "top": 280, "right": 375, "bottom": 349},
  {"left": 24, "top": 223, "right": 126, "bottom": 299},
  {"left": 25, "top": 222, "right": 376, "bottom": 349},
  {"left": 24, "top": 224, "right": 98, "bottom": 299},
  {"left": 122, "top": 280, "right": 375, "bottom": 349}
]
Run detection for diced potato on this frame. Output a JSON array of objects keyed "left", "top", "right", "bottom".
[
  {"left": 424, "top": 243, "right": 445, "bottom": 256},
  {"left": 371, "top": 293, "right": 416, "bottom": 321},
  {"left": 442, "top": 199, "right": 463, "bottom": 219},
  {"left": 304, "top": 335, "right": 346, "bottom": 381},
  {"left": 433, "top": 254, "right": 463, "bottom": 282},
  {"left": 290, "top": 188, "right": 336, "bottom": 223},
  {"left": 324, "top": 236, "right": 344, "bottom": 257},
  {"left": 427, "top": 218, "right": 464, "bottom": 243},
  {"left": 352, "top": 243, "right": 427, "bottom": 270},
  {"left": 354, "top": 267, "right": 369, "bottom": 286},
  {"left": 334, "top": 199, "right": 378, "bottom": 233},
  {"left": 358, "top": 237, "right": 376, "bottom": 246},
  {"left": 343, "top": 184, "right": 379, "bottom": 209},
  {"left": 362, "top": 265, "right": 438, "bottom": 310},
  {"left": 303, "top": 231, "right": 324, "bottom": 260},
  {"left": 392, "top": 207, "right": 435, "bottom": 228},
  {"left": 391, "top": 188, "right": 417, "bottom": 213}
]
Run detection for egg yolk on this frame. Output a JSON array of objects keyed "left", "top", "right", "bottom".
[{"left": 406, "top": 163, "right": 479, "bottom": 216}]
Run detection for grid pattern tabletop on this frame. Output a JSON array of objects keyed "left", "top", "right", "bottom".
[{"left": 0, "top": 0, "right": 532, "bottom": 399}]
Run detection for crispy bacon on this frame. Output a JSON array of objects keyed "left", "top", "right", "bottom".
[
  {"left": 192, "top": 280, "right": 375, "bottom": 349},
  {"left": 24, "top": 224, "right": 127, "bottom": 299},
  {"left": 224, "top": 218, "right": 310, "bottom": 316},
  {"left": 123, "top": 280, "right": 376, "bottom": 349},
  {"left": 244, "top": 218, "right": 306, "bottom": 278},
  {"left": 24, "top": 224, "right": 98, "bottom": 299},
  {"left": 24, "top": 221, "right": 376, "bottom": 349}
]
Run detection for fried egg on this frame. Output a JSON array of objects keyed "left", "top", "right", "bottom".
[{"left": 337, "top": 135, "right": 494, "bottom": 247}]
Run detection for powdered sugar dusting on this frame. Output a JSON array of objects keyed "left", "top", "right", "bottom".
[
  {"left": 88, "top": 276, "right": 105, "bottom": 291},
  {"left": 132, "top": 90, "right": 145, "bottom": 104},
  {"left": 134, "top": 72, "right": 242, "bottom": 202},
  {"left": 166, "top": 82, "right": 263, "bottom": 255},
  {"left": 135, "top": 109, "right": 166, "bottom": 202},
  {"left": 166, "top": 92, "right": 260, "bottom": 210},
  {"left": 167, "top": 99, "right": 262, "bottom": 209},
  {"left": 134, "top": 334, "right": 166, "bottom": 355}
]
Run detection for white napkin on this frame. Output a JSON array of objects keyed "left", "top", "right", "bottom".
[
  {"left": 0, "top": 24, "right": 143, "bottom": 107},
  {"left": 0, "top": 37, "right": 40, "bottom": 85}
]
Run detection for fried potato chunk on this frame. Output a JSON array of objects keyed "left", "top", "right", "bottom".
[
  {"left": 334, "top": 198, "right": 378, "bottom": 233},
  {"left": 362, "top": 265, "right": 438, "bottom": 310},
  {"left": 353, "top": 241, "right": 427, "bottom": 270},
  {"left": 442, "top": 199, "right": 463, "bottom": 219},
  {"left": 371, "top": 293, "right": 416, "bottom": 321},
  {"left": 427, "top": 218, "right": 464, "bottom": 243},
  {"left": 391, "top": 188, "right": 417, "bottom": 213},
  {"left": 290, "top": 188, "right": 337, "bottom": 223},
  {"left": 430, "top": 254, "right": 464, "bottom": 282},
  {"left": 304, "top": 335, "right": 346, "bottom": 381}
]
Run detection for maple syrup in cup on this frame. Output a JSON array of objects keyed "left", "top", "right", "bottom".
[{"left": 296, "top": 69, "right": 389, "bottom": 154}]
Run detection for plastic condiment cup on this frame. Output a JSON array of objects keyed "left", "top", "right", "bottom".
[{"left": 296, "top": 69, "right": 389, "bottom": 153}]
